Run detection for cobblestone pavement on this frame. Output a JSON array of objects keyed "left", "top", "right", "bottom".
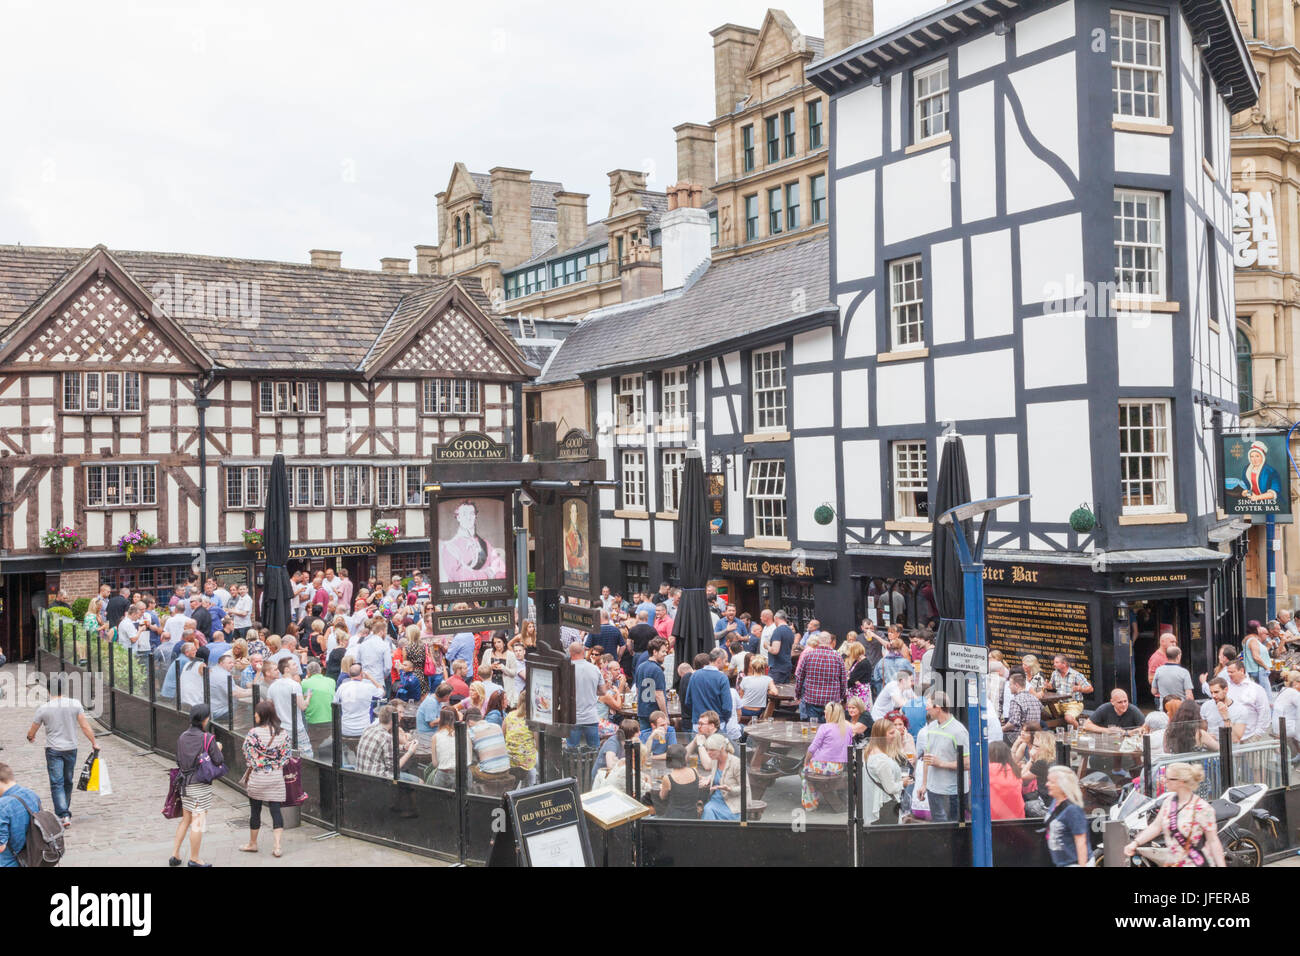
[{"left": 0, "top": 671, "right": 441, "bottom": 867}]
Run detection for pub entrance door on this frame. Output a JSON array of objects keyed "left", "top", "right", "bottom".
[
  {"left": 0, "top": 573, "right": 46, "bottom": 661},
  {"left": 1128, "top": 595, "right": 1189, "bottom": 707}
]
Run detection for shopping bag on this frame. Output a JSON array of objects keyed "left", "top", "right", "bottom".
[
  {"left": 95, "top": 755, "right": 112, "bottom": 796},
  {"left": 282, "top": 756, "right": 309, "bottom": 806},
  {"left": 162, "top": 768, "right": 184, "bottom": 819},
  {"left": 76, "top": 751, "right": 97, "bottom": 792},
  {"left": 86, "top": 754, "right": 101, "bottom": 793}
]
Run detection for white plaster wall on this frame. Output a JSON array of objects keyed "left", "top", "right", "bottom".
[
  {"left": 934, "top": 349, "right": 1016, "bottom": 422},
  {"left": 1025, "top": 400, "right": 1093, "bottom": 524},
  {"left": 875, "top": 362, "right": 927, "bottom": 426},
  {"left": 837, "top": 84, "right": 883, "bottom": 166}
]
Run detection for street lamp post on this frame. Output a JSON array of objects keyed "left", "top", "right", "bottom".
[{"left": 937, "top": 493, "right": 1031, "bottom": 869}]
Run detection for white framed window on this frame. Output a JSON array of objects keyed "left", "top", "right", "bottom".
[
  {"left": 225, "top": 466, "right": 264, "bottom": 509},
  {"left": 86, "top": 464, "right": 156, "bottom": 508},
  {"left": 405, "top": 466, "right": 427, "bottom": 506},
  {"left": 747, "top": 459, "right": 788, "bottom": 540},
  {"left": 333, "top": 465, "right": 371, "bottom": 508},
  {"left": 661, "top": 367, "right": 689, "bottom": 426},
  {"left": 621, "top": 450, "right": 646, "bottom": 510},
  {"left": 62, "top": 371, "right": 140, "bottom": 412},
  {"left": 617, "top": 374, "right": 644, "bottom": 427},
  {"left": 259, "top": 381, "right": 320, "bottom": 415},
  {"left": 375, "top": 465, "right": 402, "bottom": 508},
  {"left": 661, "top": 450, "right": 686, "bottom": 513},
  {"left": 752, "top": 347, "right": 787, "bottom": 433},
  {"left": 1111, "top": 11, "right": 1165, "bottom": 123},
  {"left": 1119, "top": 399, "right": 1173, "bottom": 514},
  {"left": 892, "top": 441, "right": 929, "bottom": 520},
  {"left": 913, "top": 60, "right": 950, "bottom": 141},
  {"left": 423, "top": 378, "right": 480, "bottom": 415},
  {"left": 1114, "top": 189, "right": 1165, "bottom": 297},
  {"left": 292, "top": 466, "right": 326, "bottom": 508},
  {"left": 889, "top": 257, "right": 925, "bottom": 350}
]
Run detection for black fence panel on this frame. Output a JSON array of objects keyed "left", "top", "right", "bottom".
[
  {"left": 337, "top": 769, "right": 459, "bottom": 860},
  {"left": 992, "top": 819, "right": 1054, "bottom": 867},
  {"left": 298, "top": 759, "right": 338, "bottom": 831},
  {"left": 464, "top": 793, "right": 503, "bottom": 864},
  {"left": 154, "top": 708, "right": 190, "bottom": 759},
  {"left": 208, "top": 724, "right": 247, "bottom": 795},
  {"left": 639, "top": 820, "right": 853, "bottom": 867},
  {"left": 111, "top": 689, "right": 152, "bottom": 749}
]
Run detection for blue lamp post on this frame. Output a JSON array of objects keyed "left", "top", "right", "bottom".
[{"left": 936, "top": 493, "right": 1031, "bottom": 869}]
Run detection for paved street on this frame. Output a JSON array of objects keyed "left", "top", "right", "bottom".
[{"left": 0, "top": 673, "right": 441, "bottom": 867}]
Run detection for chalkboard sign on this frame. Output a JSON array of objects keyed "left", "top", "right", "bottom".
[{"left": 490, "top": 779, "right": 593, "bottom": 867}]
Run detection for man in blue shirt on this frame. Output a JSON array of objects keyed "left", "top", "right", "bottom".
[
  {"left": 0, "top": 763, "right": 40, "bottom": 867},
  {"left": 447, "top": 631, "right": 476, "bottom": 666},
  {"left": 633, "top": 638, "right": 669, "bottom": 731},
  {"left": 683, "top": 647, "right": 733, "bottom": 731},
  {"left": 415, "top": 683, "right": 450, "bottom": 743},
  {"left": 767, "top": 611, "right": 796, "bottom": 683},
  {"left": 714, "top": 605, "right": 742, "bottom": 648},
  {"left": 586, "top": 610, "right": 625, "bottom": 656}
]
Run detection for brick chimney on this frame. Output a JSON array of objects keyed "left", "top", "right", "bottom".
[
  {"left": 414, "top": 244, "right": 440, "bottom": 276},
  {"left": 661, "top": 183, "right": 711, "bottom": 292},
  {"left": 555, "top": 191, "right": 589, "bottom": 254},
  {"left": 823, "top": 0, "right": 874, "bottom": 57},
  {"left": 619, "top": 241, "right": 663, "bottom": 302},
  {"left": 674, "top": 123, "right": 716, "bottom": 202},
  {"left": 380, "top": 257, "right": 410, "bottom": 275},
  {"left": 489, "top": 167, "right": 534, "bottom": 270},
  {"left": 710, "top": 24, "right": 759, "bottom": 118},
  {"left": 309, "top": 249, "right": 342, "bottom": 269}
]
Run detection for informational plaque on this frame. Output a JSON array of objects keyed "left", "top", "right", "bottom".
[{"left": 984, "top": 595, "right": 1092, "bottom": 680}]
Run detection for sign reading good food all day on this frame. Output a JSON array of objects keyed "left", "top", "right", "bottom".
[{"left": 432, "top": 432, "right": 509, "bottom": 463}]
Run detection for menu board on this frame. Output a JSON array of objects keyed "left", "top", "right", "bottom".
[{"left": 984, "top": 595, "right": 1092, "bottom": 681}]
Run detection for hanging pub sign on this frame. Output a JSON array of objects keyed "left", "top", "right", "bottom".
[
  {"left": 560, "top": 602, "right": 600, "bottom": 631},
  {"left": 556, "top": 427, "right": 596, "bottom": 461},
  {"left": 1220, "top": 430, "right": 1293, "bottom": 518},
  {"left": 430, "top": 492, "right": 515, "bottom": 603},
  {"left": 707, "top": 473, "right": 727, "bottom": 534},
  {"left": 560, "top": 488, "right": 601, "bottom": 605},
  {"left": 432, "top": 431, "right": 509, "bottom": 463}
]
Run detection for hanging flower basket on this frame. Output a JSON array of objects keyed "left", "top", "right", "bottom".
[
  {"left": 42, "top": 526, "right": 83, "bottom": 555},
  {"left": 369, "top": 522, "right": 399, "bottom": 546},
  {"left": 1069, "top": 503, "right": 1096, "bottom": 534},
  {"left": 118, "top": 529, "right": 158, "bottom": 562},
  {"left": 242, "top": 528, "right": 264, "bottom": 550},
  {"left": 813, "top": 504, "right": 836, "bottom": 526}
]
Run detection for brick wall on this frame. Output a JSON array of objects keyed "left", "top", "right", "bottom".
[{"left": 57, "top": 569, "right": 100, "bottom": 598}]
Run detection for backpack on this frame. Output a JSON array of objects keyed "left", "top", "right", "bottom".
[{"left": 6, "top": 791, "right": 65, "bottom": 867}]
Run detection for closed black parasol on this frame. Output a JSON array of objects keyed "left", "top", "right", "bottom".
[
  {"left": 929, "top": 435, "right": 973, "bottom": 679},
  {"left": 261, "top": 453, "right": 293, "bottom": 635},
  {"left": 671, "top": 449, "right": 713, "bottom": 667}
]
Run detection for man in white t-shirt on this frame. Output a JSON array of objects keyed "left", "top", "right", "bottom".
[
  {"left": 229, "top": 585, "right": 254, "bottom": 637},
  {"left": 334, "top": 665, "right": 384, "bottom": 760},
  {"left": 758, "top": 608, "right": 775, "bottom": 660},
  {"left": 872, "top": 669, "right": 916, "bottom": 720},
  {"left": 354, "top": 621, "right": 393, "bottom": 687},
  {"left": 267, "top": 659, "right": 313, "bottom": 757},
  {"left": 163, "top": 608, "right": 192, "bottom": 646},
  {"left": 177, "top": 655, "right": 207, "bottom": 709},
  {"left": 117, "top": 605, "right": 145, "bottom": 653}
]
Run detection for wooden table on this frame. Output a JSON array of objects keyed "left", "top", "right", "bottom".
[
  {"left": 1070, "top": 733, "right": 1145, "bottom": 776},
  {"left": 1039, "top": 693, "right": 1071, "bottom": 726},
  {"left": 743, "top": 719, "right": 819, "bottom": 798}
]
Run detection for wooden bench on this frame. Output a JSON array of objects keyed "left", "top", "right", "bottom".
[
  {"left": 747, "top": 769, "right": 782, "bottom": 800},
  {"left": 803, "top": 771, "right": 848, "bottom": 812}
]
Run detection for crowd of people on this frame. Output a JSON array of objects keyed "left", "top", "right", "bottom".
[{"left": 7, "top": 572, "right": 1297, "bottom": 869}]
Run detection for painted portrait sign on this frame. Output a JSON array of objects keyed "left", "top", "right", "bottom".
[
  {"left": 1221, "top": 431, "right": 1292, "bottom": 518},
  {"left": 562, "top": 497, "right": 589, "bottom": 592},
  {"left": 433, "top": 494, "right": 512, "bottom": 601}
]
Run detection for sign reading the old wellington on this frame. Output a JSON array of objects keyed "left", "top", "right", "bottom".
[
  {"left": 431, "top": 493, "right": 514, "bottom": 603},
  {"left": 432, "top": 432, "right": 509, "bottom": 463},
  {"left": 257, "top": 543, "right": 376, "bottom": 561}
]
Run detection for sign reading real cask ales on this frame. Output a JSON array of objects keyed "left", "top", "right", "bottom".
[{"left": 985, "top": 595, "right": 1092, "bottom": 681}]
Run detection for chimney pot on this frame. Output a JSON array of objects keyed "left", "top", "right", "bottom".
[
  {"left": 309, "top": 249, "right": 342, "bottom": 269},
  {"left": 380, "top": 257, "right": 411, "bottom": 275},
  {"left": 414, "top": 245, "right": 440, "bottom": 276},
  {"left": 823, "top": 0, "right": 875, "bottom": 58}
]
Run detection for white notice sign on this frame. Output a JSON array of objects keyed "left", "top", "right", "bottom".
[{"left": 946, "top": 642, "right": 989, "bottom": 674}]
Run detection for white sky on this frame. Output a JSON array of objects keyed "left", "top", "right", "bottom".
[{"left": 0, "top": 0, "right": 924, "bottom": 269}]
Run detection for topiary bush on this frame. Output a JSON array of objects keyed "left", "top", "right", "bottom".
[{"left": 70, "top": 597, "right": 91, "bottom": 620}]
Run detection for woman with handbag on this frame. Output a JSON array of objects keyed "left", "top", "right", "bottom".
[
  {"left": 863, "top": 718, "right": 910, "bottom": 824},
  {"left": 169, "top": 703, "right": 224, "bottom": 867},
  {"left": 1124, "top": 762, "right": 1226, "bottom": 867},
  {"left": 239, "top": 699, "right": 291, "bottom": 858}
]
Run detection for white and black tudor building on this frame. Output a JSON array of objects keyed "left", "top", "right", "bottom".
[{"left": 541, "top": 0, "right": 1258, "bottom": 705}]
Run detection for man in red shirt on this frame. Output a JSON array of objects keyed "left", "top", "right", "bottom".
[
  {"left": 1146, "top": 627, "right": 1177, "bottom": 690},
  {"left": 446, "top": 660, "right": 471, "bottom": 701}
]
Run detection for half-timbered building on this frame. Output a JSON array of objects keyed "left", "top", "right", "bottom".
[{"left": 0, "top": 243, "right": 534, "bottom": 659}]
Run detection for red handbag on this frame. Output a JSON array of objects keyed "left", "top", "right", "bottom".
[
  {"left": 282, "top": 757, "right": 309, "bottom": 807},
  {"left": 162, "top": 768, "right": 184, "bottom": 819}
]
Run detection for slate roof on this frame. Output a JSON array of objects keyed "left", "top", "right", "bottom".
[
  {"left": 468, "top": 172, "right": 564, "bottom": 222},
  {"left": 538, "top": 234, "right": 832, "bottom": 384},
  {"left": 0, "top": 244, "right": 528, "bottom": 375}
]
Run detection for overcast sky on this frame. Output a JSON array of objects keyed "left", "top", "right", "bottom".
[{"left": 0, "top": 0, "right": 922, "bottom": 270}]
